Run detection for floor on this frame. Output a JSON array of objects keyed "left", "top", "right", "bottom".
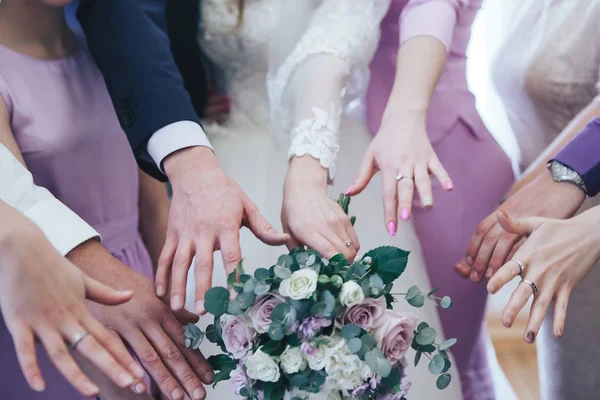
[{"left": 487, "top": 314, "right": 540, "bottom": 400}]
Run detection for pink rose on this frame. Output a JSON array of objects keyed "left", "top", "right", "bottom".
[
  {"left": 341, "top": 296, "right": 387, "bottom": 330},
  {"left": 372, "top": 311, "right": 417, "bottom": 365},
  {"left": 229, "top": 365, "right": 251, "bottom": 395},
  {"left": 221, "top": 315, "right": 256, "bottom": 359},
  {"left": 248, "top": 294, "right": 284, "bottom": 334}
]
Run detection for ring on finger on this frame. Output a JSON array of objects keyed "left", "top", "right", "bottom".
[
  {"left": 345, "top": 240, "right": 353, "bottom": 247},
  {"left": 396, "top": 171, "right": 413, "bottom": 181},
  {"left": 520, "top": 279, "right": 538, "bottom": 295},
  {"left": 69, "top": 331, "right": 90, "bottom": 350},
  {"left": 512, "top": 259, "right": 525, "bottom": 275}
]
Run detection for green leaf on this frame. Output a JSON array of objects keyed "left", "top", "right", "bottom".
[
  {"left": 348, "top": 337, "right": 363, "bottom": 353},
  {"left": 341, "top": 323, "right": 363, "bottom": 340},
  {"left": 254, "top": 282, "right": 271, "bottom": 296},
  {"left": 361, "top": 334, "right": 376, "bottom": 351},
  {"left": 407, "top": 293, "right": 425, "bottom": 308},
  {"left": 440, "top": 296, "right": 453, "bottom": 309},
  {"left": 415, "top": 327, "right": 437, "bottom": 346},
  {"left": 271, "top": 303, "right": 296, "bottom": 327},
  {"left": 330, "top": 275, "right": 343, "bottom": 289},
  {"left": 414, "top": 350, "right": 422, "bottom": 366},
  {"left": 243, "top": 279, "right": 256, "bottom": 293},
  {"left": 428, "top": 354, "right": 445, "bottom": 374},
  {"left": 427, "top": 287, "right": 440, "bottom": 297},
  {"left": 227, "top": 300, "right": 244, "bottom": 316},
  {"left": 274, "top": 264, "right": 292, "bottom": 279},
  {"left": 261, "top": 340, "right": 287, "bottom": 356},
  {"left": 268, "top": 323, "right": 285, "bottom": 341},
  {"left": 205, "top": 324, "right": 218, "bottom": 343},
  {"left": 277, "top": 255, "right": 294, "bottom": 268},
  {"left": 406, "top": 285, "right": 421, "bottom": 300},
  {"left": 311, "top": 302, "right": 328, "bottom": 317},
  {"left": 436, "top": 373, "right": 452, "bottom": 390},
  {"left": 442, "top": 356, "right": 452, "bottom": 373},
  {"left": 439, "top": 338, "right": 457, "bottom": 351},
  {"left": 240, "top": 274, "right": 251, "bottom": 283},
  {"left": 381, "top": 368, "right": 402, "bottom": 387},
  {"left": 184, "top": 323, "right": 202, "bottom": 339},
  {"left": 417, "top": 322, "right": 429, "bottom": 332},
  {"left": 213, "top": 365, "right": 235, "bottom": 387},
  {"left": 204, "top": 287, "right": 230, "bottom": 317},
  {"left": 227, "top": 270, "right": 238, "bottom": 288},
  {"left": 287, "top": 333, "right": 301, "bottom": 347},
  {"left": 254, "top": 268, "right": 272, "bottom": 281},
  {"left": 364, "top": 348, "right": 392, "bottom": 378},
  {"left": 238, "top": 292, "right": 256, "bottom": 309},
  {"left": 364, "top": 246, "right": 409, "bottom": 284},
  {"left": 207, "top": 354, "right": 236, "bottom": 371}
]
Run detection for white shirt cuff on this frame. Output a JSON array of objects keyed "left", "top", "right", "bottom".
[
  {"left": 24, "top": 197, "right": 101, "bottom": 256},
  {"left": 147, "top": 121, "right": 213, "bottom": 173}
]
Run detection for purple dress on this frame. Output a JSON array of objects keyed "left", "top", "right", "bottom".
[{"left": 0, "top": 33, "right": 154, "bottom": 399}]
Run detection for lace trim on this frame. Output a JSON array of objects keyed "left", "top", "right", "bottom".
[{"left": 288, "top": 104, "right": 342, "bottom": 179}]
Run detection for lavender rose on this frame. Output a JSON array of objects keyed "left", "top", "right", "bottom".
[
  {"left": 221, "top": 315, "right": 256, "bottom": 359},
  {"left": 297, "top": 316, "right": 332, "bottom": 339},
  {"left": 372, "top": 311, "right": 417, "bottom": 365},
  {"left": 341, "top": 296, "right": 387, "bottom": 330},
  {"left": 248, "top": 294, "right": 284, "bottom": 333},
  {"left": 229, "top": 365, "right": 251, "bottom": 395}
]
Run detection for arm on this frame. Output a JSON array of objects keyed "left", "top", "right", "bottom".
[
  {"left": 348, "top": 0, "right": 468, "bottom": 232},
  {"left": 137, "top": 169, "right": 170, "bottom": 270}
]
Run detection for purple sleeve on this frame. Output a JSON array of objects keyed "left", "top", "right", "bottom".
[{"left": 553, "top": 118, "right": 600, "bottom": 197}]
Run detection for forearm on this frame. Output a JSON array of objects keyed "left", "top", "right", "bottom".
[
  {"left": 138, "top": 169, "right": 170, "bottom": 270},
  {"left": 510, "top": 101, "right": 600, "bottom": 195},
  {"left": 286, "top": 156, "right": 329, "bottom": 190}
]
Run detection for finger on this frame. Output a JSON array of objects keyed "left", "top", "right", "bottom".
[
  {"left": 218, "top": 230, "right": 242, "bottom": 278},
  {"left": 285, "top": 233, "right": 302, "bottom": 252},
  {"left": 462, "top": 213, "right": 497, "bottom": 269},
  {"left": 343, "top": 216, "right": 360, "bottom": 256},
  {"left": 82, "top": 315, "right": 145, "bottom": 380},
  {"left": 507, "top": 237, "right": 526, "bottom": 261},
  {"left": 156, "top": 233, "right": 178, "bottom": 297},
  {"left": 244, "top": 198, "right": 289, "bottom": 245},
  {"left": 328, "top": 225, "right": 358, "bottom": 262},
  {"left": 162, "top": 316, "right": 214, "bottom": 386},
  {"left": 470, "top": 225, "right": 504, "bottom": 282},
  {"left": 194, "top": 237, "right": 216, "bottom": 315},
  {"left": 501, "top": 280, "right": 534, "bottom": 328},
  {"left": 428, "top": 158, "right": 453, "bottom": 191},
  {"left": 454, "top": 263, "right": 471, "bottom": 278},
  {"left": 83, "top": 274, "right": 133, "bottom": 305},
  {"left": 553, "top": 286, "right": 570, "bottom": 338},
  {"left": 173, "top": 308, "right": 201, "bottom": 326},
  {"left": 129, "top": 329, "right": 186, "bottom": 400},
  {"left": 524, "top": 290, "right": 553, "bottom": 344},
  {"left": 487, "top": 259, "right": 523, "bottom": 294},
  {"left": 414, "top": 164, "right": 433, "bottom": 209},
  {"left": 497, "top": 209, "right": 540, "bottom": 237},
  {"left": 346, "top": 150, "right": 376, "bottom": 196},
  {"left": 381, "top": 169, "right": 399, "bottom": 235},
  {"left": 306, "top": 231, "right": 342, "bottom": 259},
  {"left": 486, "top": 232, "right": 521, "bottom": 278},
  {"left": 37, "top": 327, "right": 99, "bottom": 397},
  {"left": 169, "top": 240, "right": 194, "bottom": 312},
  {"left": 145, "top": 324, "right": 206, "bottom": 400},
  {"left": 11, "top": 323, "right": 45, "bottom": 391},
  {"left": 397, "top": 170, "right": 415, "bottom": 221}
]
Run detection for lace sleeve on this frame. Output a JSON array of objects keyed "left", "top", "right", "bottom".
[{"left": 268, "top": 0, "right": 390, "bottom": 179}]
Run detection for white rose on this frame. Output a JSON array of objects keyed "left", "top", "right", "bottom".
[
  {"left": 280, "top": 346, "right": 307, "bottom": 374},
  {"left": 306, "top": 340, "right": 333, "bottom": 371},
  {"left": 324, "top": 340, "right": 372, "bottom": 391},
  {"left": 339, "top": 281, "right": 365, "bottom": 307},
  {"left": 279, "top": 268, "right": 318, "bottom": 300},
  {"left": 245, "top": 349, "right": 281, "bottom": 382}
]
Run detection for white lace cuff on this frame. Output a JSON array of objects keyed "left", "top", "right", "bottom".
[{"left": 287, "top": 104, "right": 342, "bottom": 179}]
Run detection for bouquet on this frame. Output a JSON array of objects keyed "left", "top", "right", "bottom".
[{"left": 184, "top": 195, "right": 456, "bottom": 400}]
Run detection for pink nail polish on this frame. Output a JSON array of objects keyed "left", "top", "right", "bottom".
[
  {"left": 387, "top": 221, "right": 396, "bottom": 236},
  {"left": 345, "top": 184, "right": 355, "bottom": 195},
  {"left": 445, "top": 181, "right": 454, "bottom": 191},
  {"left": 400, "top": 208, "right": 409, "bottom": 221}
]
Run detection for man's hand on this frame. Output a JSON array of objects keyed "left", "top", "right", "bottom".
[
  {"left": 0, "top": 207, "right": 145, "bottom": 398},
  {"left": 455, "top": 169, "right": 586, "bottom": 281},
  {"left": 68, "top": 240, "right": 213, "bottom": 400},
  {"left": 156, "top": 147, "right": 289, "bottom": 314}
]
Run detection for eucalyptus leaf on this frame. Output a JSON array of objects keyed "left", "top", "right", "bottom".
[
  {"left": 341, "top": 323, "right": 363, "bottom": 340},
  {"left": 381, "top": 368, "right": 401, "bottom": 387},
  {"left": 268, "top": 323, "right": 285, "bottom": 340},
  {"left": 415, "top": 327, "right": 437, "bottom": 346},
  {"left": 274, "top": 264, "right": 292, "bottom": 279},
  {"left": 261, "top": 340, "right": 287, "bottom": 356},
  {"left": 417, "top": 322, "right": 429, "bottom": 332},
  {"left": 204, "top": 287, "right": 230, "bottom": 317},
  {"left": 364, "top": 349, "right": 392, "bottom": 378},
  {"left": 442, "top": 357, "right": 452, "bottom": 373},
  {"left": 206, "top": 324, "right": 218, "bottom": 343},
  {"left": 361, "top": 334, "right": 376, "bottom": 351},
  {"left": 440, "top": 296, "right": 453, "bottom": 309},
  {"left": 207, "top": 354, "right": 236, "bottom": 371},
  {"left": 348, "top": 337, "right": 363, "bottom": 353},
  {"left": 427, "top": 287, "right": 440, "bottom": 297},
  {"left": 414, "top": 350, "right": 422, "bottom": 366},
  {"left": 254, "top": 283, "right": 271, "bottom": 296},
  {"left": 439, "top": 338, "right": 457, "bottom": 351},
  {"left": 406, "top": 285, "right": 421, "bottom": 300},
  {"left": 238, "top": 292, "right": 255, "bottom": 309},
  {"left": 428, "top": 354, "right": 445, "bottom": 374},
  {"left": 254, "top": 268, "right": 272, "bottom": 281},
  {"left": 243, "top": 279, "right": 256, "bottom": 293},
  {"left": 227, "top": 300, "right": 244, "bottom": 316},
  {"left": 407, "top": 293, "right": 425, "bottom": 308},
  {"left": 277, "top": 255, "right": 294, "bottom": 268},
  {"left": 227, "top": 270, "right": 237, "bottom": 288},
  {"left": 185, "top": 338, "right": 191, "bottom": 348},
  {"left": 436, "top": 373, "right": 452, "bottom": 390}
]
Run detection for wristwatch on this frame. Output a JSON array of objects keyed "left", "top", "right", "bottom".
[{"left": 546, "top": 160, "right": 588, "bottom": 196}]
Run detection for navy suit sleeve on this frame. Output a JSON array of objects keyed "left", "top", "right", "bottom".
[{"left": 77, "top": 0, "right": 202, "bottom": 181}]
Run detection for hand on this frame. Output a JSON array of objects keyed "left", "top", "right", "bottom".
[
  {"left": 156, "top": 147, "right": 289, "bottom": 313},
  {"left": 346, "top": 110, "right": 452, "bottom": 235},
  {"left": 282, "top": 156, "right": 359, "bottom": 261},
  {"left": 0, "top": 223, "right": 144, "bottom": 397},
  {"left": 487, "top": 209, "right": 600, "bottom": 343},
  {"left": 456, "top": 169, "right": 586, "bottom": 282},
  {"left": 203, "top": 88, "right": 230, "bottom": 125},
  {"left": 67, "top": 240, "right": 213, "bottom": 400}
]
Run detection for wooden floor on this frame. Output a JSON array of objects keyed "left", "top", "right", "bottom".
[{"left": 487, "top": 314, "right": 540, "bottom": 400}]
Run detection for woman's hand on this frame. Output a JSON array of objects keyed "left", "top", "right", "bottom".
[
  {"left": 346, "top": 110, "right": 452, "bottom": 235},
  {"left": 487, "top": 209, "right": 600, "bottom": 343},
  {"left": 202, "top": 88, "right": 230, "bottom": 125},
  {"left": 282, "top": 156, "right": 359, "bottom": 261},
  {"left": 0, "top": 218, "right": 145, "bottom": 397}
]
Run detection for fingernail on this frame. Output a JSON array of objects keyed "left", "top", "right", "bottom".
[
  {"left": 204, "top": 370, "right": 215, "bottom": 384},
  {"left": 422, "top": 196, "right": 433, "bottom": 208},
  {"left": 134, "top": 382, "right": 146, "bottom": 394},
  {"left": 31, "top": 377, "right": 45, "bottom": 391},
  {"left": 502, "top": 317, "right": 512, "bottom": 328},
  {"left": 470, "top": 271, "right": 479, "bottom": 281},
  {"left": 526, "top": 331, "right": 535, "bottom": 343},
  {"left": 195, "top": 300, "right": 205, "bottom": 314},
  {"left": 171, "top": 295, "right": 183, "bottom": 311},
  {"left": 156, "top": 285, "right": 164, "bottom": 296},
  {"left": 556, "top": 328, "right": 563, "bottom": 338},
  {"left": 485, "top": 268, "right": 493, "bottom": 278},
  {"left": 193, "top": 388, "right": 205, "bottom": 399},
  {"left": 466, "top": 256, "right": 474, "bottom": 266},
  {"left": 400, "top": 208, "right": 409, "bottom": 221},
  {"left": 345, "top": 184, "right": 355, "bottom": 195},
  {"left": 119, "top": 372, "right": 134, "bottom": 386},
  {"left": 445, "top": 181, "right": 454, "bottom": 190},
  {"left": 132, "top": 364, "right": 145, "bottom": 379},
  {"left": 85, "top": 382, "right": 100, "bottom": 395},
  {"left": 387, "top": 221, "right": 396, "bottom": 236},
  {"left": 171, "top": 388, "right": 185, "bottom": 400}
]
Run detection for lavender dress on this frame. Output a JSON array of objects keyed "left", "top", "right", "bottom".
[{"left": 0, "top": 33, "right": 154, "bottom": 399}]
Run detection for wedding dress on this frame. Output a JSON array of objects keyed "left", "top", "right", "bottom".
[{"left": 185, "top": 0, "right": 462, "bottom": 398}]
